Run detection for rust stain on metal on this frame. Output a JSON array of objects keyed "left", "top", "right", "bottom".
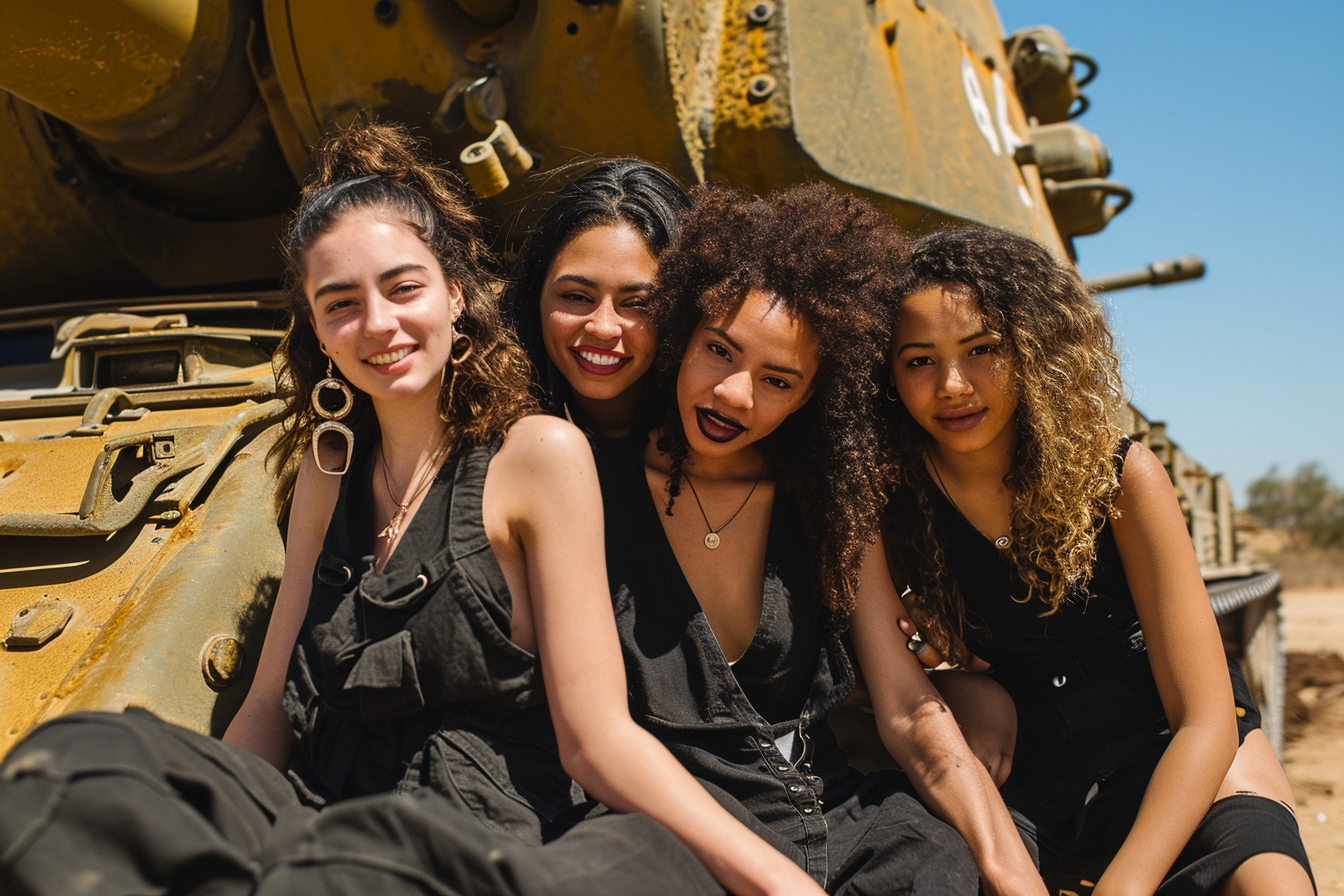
[
  {"left": 712, "top": 0, "right": 790, "bottom": 133},
  {"left": 202, "top": 634, "right": 244, "bottom": 690},
  {"left": 50, "top": 511, "right": 200, "bottom": 703},
  {"left": 663, "top": 0, "right": 791, "bottom": 181}
]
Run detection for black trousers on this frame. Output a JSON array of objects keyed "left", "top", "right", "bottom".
[
  {"left": 697, "top": 771, "right": 980, "bottom": 895},
  {"left": 0, "top": 710, "right": 722, "bottom": 896}
]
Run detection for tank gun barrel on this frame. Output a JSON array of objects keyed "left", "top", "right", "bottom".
[
  {"left": 1087, "top": 256, "right": 1205, "bottom": 293},
  {"left": 0, "top": 1, "right": 246, "bottom": 149}
]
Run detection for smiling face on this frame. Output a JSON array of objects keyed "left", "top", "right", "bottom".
[
  {"left": 539, "top": 222, "right": 659, "bottom": 407},
  {"left": 890, "top": 284, "right": 1017, "bottom": 463},
  {"left": 303, "top": 209, "right": 463, "bottom": 414},
  {"left": 676, "top": 288, "right": 820, "bottom": 465}
]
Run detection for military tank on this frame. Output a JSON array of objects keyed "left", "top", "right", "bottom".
[{"left": 0, "top": 0, "right": 1281, "bottom": 764}]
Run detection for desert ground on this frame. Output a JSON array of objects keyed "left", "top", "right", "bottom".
[{"left": 1283, "top": 585, "right": 1344, "bottom": 893}]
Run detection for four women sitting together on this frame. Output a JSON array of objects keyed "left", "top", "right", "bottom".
[{"left": 0, "top": 122, "right": 1314, "bottom": 896}]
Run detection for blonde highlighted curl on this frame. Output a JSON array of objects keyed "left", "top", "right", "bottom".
[
  {"left": 269, "top": 121, "right": 536, "bottom": 469},
  {"left": 882, "top": 227, "right": 1126, "bottom": 665}
]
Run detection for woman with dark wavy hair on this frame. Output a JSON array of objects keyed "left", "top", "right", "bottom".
[
  {"left": 503, "top": 159, "right": 690, "bottom": 438},
  {"left": 0, "top": 125, "right": 822, "bottom": 896},
  {"left": 596, "top": 182, "right": 1045, "bottom": 896},
  {"left": 880, "top": 226, "right": 1313, "bottom": 896}
]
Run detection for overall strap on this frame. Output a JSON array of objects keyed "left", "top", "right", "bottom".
[
  {"left": 1113, "top": 436, "right": 1134, "bottom": 477},
  {"left": 320, "top": 446, "right": 376, "bottom": 566},
  {"left": 441, "top": 440, "right": 500, "bottom": 562}
]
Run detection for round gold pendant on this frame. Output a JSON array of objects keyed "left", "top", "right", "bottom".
[{"left": 704, "top": 532, "right": 721, "bottom": 550}]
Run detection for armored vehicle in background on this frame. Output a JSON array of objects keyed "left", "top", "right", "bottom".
[{"left": 0, "top": 0, "right": 1281, "bottom": 762}]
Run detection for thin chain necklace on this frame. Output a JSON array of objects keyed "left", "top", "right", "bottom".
[
  {"left": 929, "top": 455, "right": 1010, "bottom": 551},
  {"left": 378, "top": 435, "right": 451, "bottom": 541},
  {"left": 682, "top": 462, "right": 767, "bottom": 550}
]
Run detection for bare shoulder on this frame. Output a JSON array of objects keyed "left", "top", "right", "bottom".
[
  {"left": 1115, "top": 440, "right": 1175, "bottom": 514},
  {"left": 1111, "top": 439, "right": 1197, "bottom": 566},
  {"left": 290, "top": 447, "right": 341, "bottom": 537},
  {"left": 493, "top": 414, "right": 594, "bottom": 477},
  {"left": 485, "top": 414, "right": 599, "bottom": 532}
]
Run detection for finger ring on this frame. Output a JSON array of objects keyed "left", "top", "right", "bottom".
[{"left": 906, "top": 633, "right": 929, "bottom": 656}]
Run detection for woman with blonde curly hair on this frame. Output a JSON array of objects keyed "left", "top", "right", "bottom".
[{"left": 878, "top": 226, "right": 1313, "bottom": 896}]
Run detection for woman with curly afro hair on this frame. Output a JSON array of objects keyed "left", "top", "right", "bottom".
[
  {"left": 595, "top": 182, "right": 1043, "bottom": 895},
  {"left": 879, "top": 225, "right": 1313, "bottom": 896}
]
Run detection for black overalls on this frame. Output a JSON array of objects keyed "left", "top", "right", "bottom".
[
  {"left": 286, "top": 442, "right": 580, "bottom": 836},
  {"left": 926, "top": 439, "right": 1313, "bottom": 895},
  {"left": 0, "top": 440, "right": 720, "bottom": 896},
  {"left": 596, "top": 435, "right": 979, "bottom": 895}
]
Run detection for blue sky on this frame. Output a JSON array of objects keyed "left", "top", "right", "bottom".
[{"left": 995, "top": 1, "right": 1344, "bottom": 501}]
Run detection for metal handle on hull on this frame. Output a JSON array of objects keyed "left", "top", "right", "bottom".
[{"left": 0, "top": 399, "right": 284, "bottom": 537}]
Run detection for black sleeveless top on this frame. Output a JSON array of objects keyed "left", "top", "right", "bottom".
[
  {"left": 939, "top": 491, "right": 1142, "bottom": 688},
  {"left": 929, "top": 439, "right": 1168, "bottom": 781},
  {"left": 284, "top": 441, "right": 584, "bottom": 839},
  {"left": 595, "top": 435, "right": 860, "bottom": 852}
]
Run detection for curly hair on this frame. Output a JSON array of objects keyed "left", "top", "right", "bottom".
[
  {"left": 882, "top": 226, "right": 1126, "bottom": 664},
  {"left": 269, "top": 121, "right": 536, "bottom": 467},
  {"left": 651, "top": 182, "right": 905, "bottom": 621},
  {"left": 501, "top": 159, "right": 690, "bottom": 426}
]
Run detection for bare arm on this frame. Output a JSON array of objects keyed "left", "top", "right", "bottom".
[
  {"left": 223, "top": 450, "right": 339, "bottom": 768},
  {"left": 850, "top": 539, "right": 1047, "bottom": 896},
  {"left": 1093, "top": 443, "right": 1238, "bottom": 896},
  {"left": 491, "top": 417, "right": 824, "bottom": 896}
]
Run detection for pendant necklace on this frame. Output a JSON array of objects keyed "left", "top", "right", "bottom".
[
  {"left": 378, "top": 436, "right": 450, "bottom": 541},
  {"left": 929, "top": 456, "right": 1010, "bottom": 551},
  {"left": 683, "top": 461, "right": 767, "bottom": 550}
]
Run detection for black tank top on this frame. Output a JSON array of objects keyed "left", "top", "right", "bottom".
[
  {"left": 936, "top": 496, "right": 1141, "bottom": 688},
  {"left": 929, "top": 438, "right": 1141, "bottom": 684},
  {"left": 930, "top": 438, "right": 1168, "bottom": 781},
  {"left": 595, "top": 435, "right": 860, "bottom": 856},
  {"left": 284, "top": 440, "right": 582, "bottom": 835}
]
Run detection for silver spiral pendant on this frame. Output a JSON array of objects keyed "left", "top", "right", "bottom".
[
  {"left": 704, "top": 532, "right": 721, "bottom": 550},
  {"left": 994, "top": 535, "right": 1010, "bottom": 549}
]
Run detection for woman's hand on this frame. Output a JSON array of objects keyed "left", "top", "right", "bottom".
[{"left": 894, "top": 609, "right": 989, "bottom": 672}]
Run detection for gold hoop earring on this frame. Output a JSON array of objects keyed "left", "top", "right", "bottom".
[
  {"left": 885, "top": 384, "right": 901, "bottom": 402},
  {"left": 438, "top": 333, "right": 474, "bottom": 423},
  {"left": 450, "top": 332, "right": 473, "bottom": 366},
  {"left": 312, "top": 360, "right": 354, "bottom": 475}
]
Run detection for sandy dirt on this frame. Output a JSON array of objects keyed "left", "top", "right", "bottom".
[{"left": 1282, "top": 587, "right": 1344, "bottom": 893}]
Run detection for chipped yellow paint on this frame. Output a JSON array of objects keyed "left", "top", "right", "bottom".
[
  {"left": 0, "top": 439, "right": 106, "bottom": 516},
  {"left": 0, "top": 1, "right": 200, "bottom": 124}
]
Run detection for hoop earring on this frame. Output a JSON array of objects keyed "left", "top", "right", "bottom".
[
  {"left": 885, "top": 384, "right": 901, "bottom": 402},
  {"left": 449, "top": 332, "right": 473, "bottom": 366},
  {"left": 438, "top": 333, "right": 474, "bottom": 423},
  {"left": 312, "top": 360, "right": 354, "bottom": 475}
]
